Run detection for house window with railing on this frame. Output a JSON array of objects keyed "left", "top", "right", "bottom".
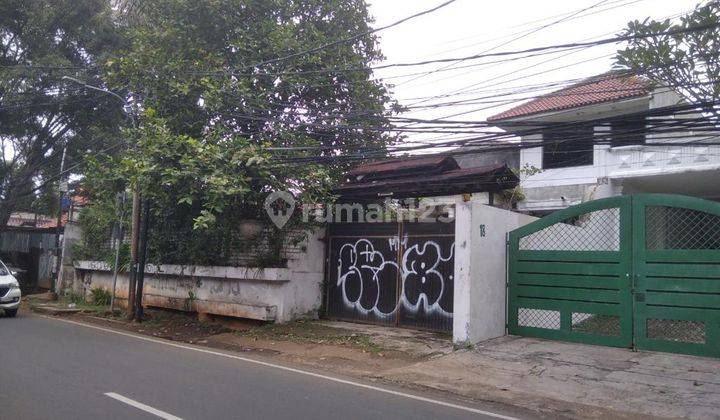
[{"left": 542, "top": 126, "right": 594, "bottom": 169}]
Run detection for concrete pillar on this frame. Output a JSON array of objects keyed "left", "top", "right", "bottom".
[
  {"left": 452, "top": 200, "right": 536, "bottom": 344},
  {"left": 453, "top": 198, "right": 474, "bottom": 344}
]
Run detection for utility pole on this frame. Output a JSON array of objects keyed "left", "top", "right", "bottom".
[
  {"left": 127, "top": 190, "right": 141, "bottom": 320},
  {"left": 110, "top": 191, "right": 127, "bottom": 312},
  {"left": 60, "top": 76, "right": 141, "bottom": 317},
  {"left": 133, "top": 198, "right": 151, "bottom": 321},
  {"left": 52, "top": 143, "right": 68, "bottom": 295}
]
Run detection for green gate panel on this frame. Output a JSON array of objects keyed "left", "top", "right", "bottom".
[
  {"left": 509, "top": 194, "right": 720, "bottom": 358},
  {"left": 632, "top": 194, "right": 720, "bottom": 358},
  {"left": 508, "top": 196, "right": 634, "bottom": 349}
]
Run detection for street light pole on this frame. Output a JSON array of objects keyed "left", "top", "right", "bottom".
[{"left": 61, "top": 76, "right": 141, "bottom": 317}]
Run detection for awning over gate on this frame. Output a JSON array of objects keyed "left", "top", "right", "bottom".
[{"left": 334, "top": 155, "right": 518, "bottom": 200}]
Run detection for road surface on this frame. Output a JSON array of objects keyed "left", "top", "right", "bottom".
[{"left": 0, "top": 313, "right": 528, "bottom": 420}]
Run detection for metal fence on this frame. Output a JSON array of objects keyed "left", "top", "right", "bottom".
[{"left": 326, "top": 221, "right": 455, "bottom": 333}]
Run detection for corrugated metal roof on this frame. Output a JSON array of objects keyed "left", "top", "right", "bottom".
[
  {"left": 488, "top": 72, "right": 653, "bottom": 122},
  {"left": 336, "top": 162, "right": 518, "bottom": 199},
  {"left": 346, "top": 155, "right": 458, "bottom": 178}
]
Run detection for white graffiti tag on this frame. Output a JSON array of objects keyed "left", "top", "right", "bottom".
[
  {"left": 337, "top": 239, "right": 399, "bottom": 318},
  {"left": 401, "top": 241, "right": 454, "bottom": 317},
  {"left": 336, "top": 238, "right": 454, "bottom": 319}
]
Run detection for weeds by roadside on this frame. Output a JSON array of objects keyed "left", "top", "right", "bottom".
[
  {"left": 239, "top": 320, "right": 386, "bottom": 354},
  {"left": 25, "top": 292, "right": 114, "bottom": 316},
  {"left": 26, "top": 295, "right": 388, "bottom": 355}
]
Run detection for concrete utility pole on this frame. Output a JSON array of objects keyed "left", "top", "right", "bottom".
[
  {"left": 133, "top": 198, "right": 151, "bottom": 321},
  {"left": 52, "top": 143, "right": 68, "bottom": 294},
  {"left": 127, "top": 190, "right": 141, "bottom": 320},
  {"left": 110, "top": 191, "right": 127, "bottom": 312},
  {"left": 60, "top": 76, "right": 141, "bottom": 316}
]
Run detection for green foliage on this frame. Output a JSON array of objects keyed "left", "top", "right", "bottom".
[
  {"left": 0, "top": 0, "right": 124, "bottom": 225},
  {"left": 105, "top": 242, "right": 131, "bottom": 273},
  {"left": 184, "top": 290, "right": 197, "bottom": 312},
  {"left": 67, "top": 292, "right": 86, "bottom": 305},
  {"left": 126, "top": 116, "right": 281, "bottom": 230},
  {"left": 498, "top": 164, "right": 542, "bottom": 209},
  {"left": 90, "top": 287, "right": 112, "bottom": 306},
  {"left": 74, "top": 192, "right": 128, "bottom": 263},
  {"left": 616, "top": 1, "right": 720, "bottom": 118},
  {"left": 74, "top": 158, "right": 131, "bottom": 264},
  {"left": 77, "top": 197, "right": 116, "bottom": 254},
  {"left": 79, "top": 0, "right": 396, "bottom": 266}
]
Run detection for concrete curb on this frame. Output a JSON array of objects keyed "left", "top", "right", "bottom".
[{"left": 31, "top": 305, "right": 83, "bottom": 315}]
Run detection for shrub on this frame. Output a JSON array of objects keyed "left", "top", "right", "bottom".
[{"left": 90, "top": 287, "right": 112, "bottom": 306}]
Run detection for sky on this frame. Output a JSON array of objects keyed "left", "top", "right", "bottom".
[{"left": 366, "top": 0, "right": 699, "bottom": 148}]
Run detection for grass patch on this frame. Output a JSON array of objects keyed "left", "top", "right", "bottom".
[
  {"left": 90, "top": 287, "right": 112, "bottom": 306},
  {"left": 241, "top": 320, "right": 386, "bottom": 354},
  {"left": 51, "top": 294, "right": 113, "bottom": 315},
  {"left": 135, "top": 308, "right": 231, "bottom": 336}
]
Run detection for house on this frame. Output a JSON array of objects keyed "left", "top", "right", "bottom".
[
  {"left": 1, "top": 195, "right": 89, "bottom": 290},
  {"left": 326, "top": 154, "right": 531, "bottom": 343},
  {"left": 488, "top": 71, "right": 720, "bottom": 215}
]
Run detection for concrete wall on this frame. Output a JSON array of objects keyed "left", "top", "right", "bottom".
[
  {"left": 453, "top": 200, "right": 536, "bottom": 344},
  {"left": 72, "top": 228, "right": 325, "bottom": 323}
]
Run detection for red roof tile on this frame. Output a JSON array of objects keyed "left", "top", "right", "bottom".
[{"left": 488, "top": 73, "right": 653, "bottom": 122}]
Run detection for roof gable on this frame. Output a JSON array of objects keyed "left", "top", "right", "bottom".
[{"left": 488, "top": 72, "right": 653, "bottom": 122}]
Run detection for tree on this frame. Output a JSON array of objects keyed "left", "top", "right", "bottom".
[
  {"left": 90, "top": 0, "right": 398, "bottom": 264},
  {"left": 616, "top": 1, "right": 720, "bottom": 118},
  {"left": 0, "top": 0, "right": 123, "bottom": 226}
]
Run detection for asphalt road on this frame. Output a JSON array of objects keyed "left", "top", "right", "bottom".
[{"left": 0, "top": 312, "right": 527, "bottom": 420}]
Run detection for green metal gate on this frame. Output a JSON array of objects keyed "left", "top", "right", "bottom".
[{"left": 508, "top": 194, "right": 720, "bottom": 358}]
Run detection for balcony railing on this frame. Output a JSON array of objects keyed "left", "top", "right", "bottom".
[{"left": 606, "top": 144, "right": 720, "bottom": 179}]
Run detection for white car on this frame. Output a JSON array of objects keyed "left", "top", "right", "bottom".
[{"left": 0, "top": 260, "right": 20, "bottom": 317}]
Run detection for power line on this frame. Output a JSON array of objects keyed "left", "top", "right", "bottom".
[
  {"left": 394, "top": 0, "right": 616, "bottom": 88},
  {"left": 19, "top": 21, "right": 707, "bottom": 80},
  {"left": 243, "top": 0, "right": 458, "bottom": 70},
  {"left": 260, "top": 101, "right": 720, "bottom": 161}
]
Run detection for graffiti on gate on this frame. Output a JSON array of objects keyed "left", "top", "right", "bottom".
[{"left": 336, "top": 237, "right": 454, "bottom": 318}]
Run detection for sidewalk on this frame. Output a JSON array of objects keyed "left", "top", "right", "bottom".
[
  {"left": 385, "top": 335, "right": 720, "bottom": 419},
  {"left": 206, "top": 320, "right": 720, "bottom": 419}
]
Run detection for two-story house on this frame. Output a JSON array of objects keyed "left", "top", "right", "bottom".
[{"left": 488, "top": 72, "right": 720, "bottom": 215}]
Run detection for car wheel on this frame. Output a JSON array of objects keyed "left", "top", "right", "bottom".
[{"left": 5, "top": 309, "right": 17, "bottom": 318}]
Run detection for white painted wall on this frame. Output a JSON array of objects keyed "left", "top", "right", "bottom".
[
  {"left": 72, "top": 228, "right": 325, "bottom": 323},
  {"left": 453, "top": 200, "right": 536, "bottom": 344}
]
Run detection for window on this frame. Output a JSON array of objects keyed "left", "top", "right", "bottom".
[
  {"left": 611, "top": 116, "right": 646, "bottom": 147},
  {"left": 542, "top": 127, "right": 594, "bottom": 169}
]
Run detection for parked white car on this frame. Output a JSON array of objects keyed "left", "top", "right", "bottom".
[{"left": 0, "top": 260, "right": 20, "bottom": 317}]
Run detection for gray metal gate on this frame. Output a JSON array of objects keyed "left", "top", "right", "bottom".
[{"left": 326, "top": 221, "right": 455, "bottom": 332}]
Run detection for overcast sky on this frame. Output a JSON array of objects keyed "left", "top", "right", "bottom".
[{"left": 367, "top": 0, "right": 698, "bottom": 147}]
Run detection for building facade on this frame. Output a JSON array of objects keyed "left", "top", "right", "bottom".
[{"left": 489, "top": 72, "right": 720, "bottom": 214}]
